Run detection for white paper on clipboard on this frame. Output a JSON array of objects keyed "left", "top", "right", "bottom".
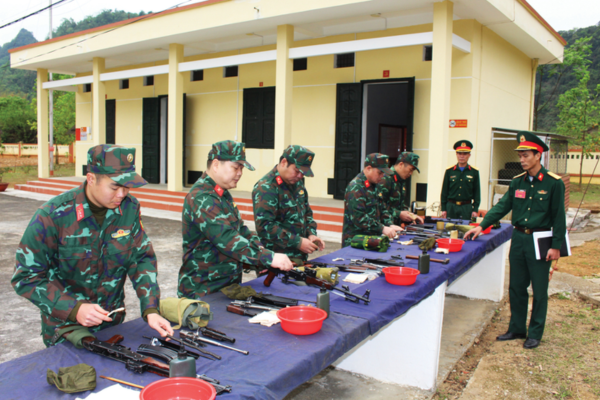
[{"left": 533, "top": 230, "right": 572, "bottom": 260}]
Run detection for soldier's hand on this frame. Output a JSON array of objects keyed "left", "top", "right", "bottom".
[
  {"left": 441, "top": 211, "right": 447, "bottom": 219},
  {"left": 308, "top": 235, "right": 325, "bottom": 251},
  {"left": 147, "top": 313, "right": 174, "bottom": 337},
  {"left": 549, "top": 262, "right": 559, "bottom": 281},
  {"left": 382, "top": 226, "right": 397, "bottom": 239},
  {"left": 272, "top": 254, "right": 294, "bottom": 271},
  {"left": 299, "top": 238, "right": 319, "bottom": 254},
  {"left": 77, "top": 304, "right": 112, "bottom": 327},
  {"left": 400, "top": 211, "right": 416, "bottom": 223},
  {"left": 463, "top": 226, "right": 483, "bottom": 241},
  {"left": 471, "top": 211, "right": 478, "bottom": 219},
  {"left": 546, "top": 248, "right": 560, "bottom": 262}
]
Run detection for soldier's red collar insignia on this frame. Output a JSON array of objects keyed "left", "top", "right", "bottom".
[
  {"left": 214, "top": 184, "right": 224, "bottom": 197},
  {"left": 365, "top": 180, "right": 371, "bottom": 188},
  {"left": 394, "top": 175, "right": 398, "bottom": 182},
  {"left": 276, "top": 176, "right": 283, "bottom": 185},
  {"left": 76, "top": 204, "right": 85, "bottom": 221},
  {"left": 538, "top": 172, "right": 544, "bottom": 181},
  {"left": 468, "top": 165, "right": 471, "bottom": 170},
  {"left": 453, "top": 166, "right": 457, "bottom": 170},
  {"left": 111, "top": 229, "right": 131, "bottom": 239}
]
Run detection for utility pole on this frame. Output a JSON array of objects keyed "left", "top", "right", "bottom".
[{"left": 49, "top": 0, "right": 54, "bottom": 175}]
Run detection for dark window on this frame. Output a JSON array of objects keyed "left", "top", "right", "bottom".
[
  {"left": 224, "top": 66, "right": 238, "bottom": 77},
  {"left": 191, "top": 70, "right": 204, "bottom": 81},
  {"left": 293, "top": 58, "right": 307, "bottom": 71},
  {"left": 423, "top": 45, "right": 433, "bottom": 61},
  {"left": 242, "top": 87, "right": 275, "bottom": 149},
  {"left": 106, "top": 99, "right": 116, "bottom": 145},
  {"left": 577, "top": 155, "right": 580, "bottom": 159},
  {"left": 144, "top": 76, "right": 154, "bottom": 86},
  {"left": 83, "top": 83, "right": 92, "bottom": 93},
  {"left": 120, "top": 79, "right": 129, "bottom": 90},
  {"left": 335, "top": 53, "right": 355, "bottom": 68}
]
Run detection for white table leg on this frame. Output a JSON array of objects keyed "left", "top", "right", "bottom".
[
  {"left": 333, "top": 282, "right": 447, "bottom": 391},
  {"left": 445, "top": 242, "right": 508, "bottom": 302}
]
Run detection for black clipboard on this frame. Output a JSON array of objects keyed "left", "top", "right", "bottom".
[{"left": 533, "top": 231, "right": 571, "bottom": 260}]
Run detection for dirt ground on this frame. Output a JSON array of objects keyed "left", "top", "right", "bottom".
[
  {"left": 434, "top": 294, "right": 600, "bottom": 400},
  {"left": 0, "top": 156, "right": 73, "bottom": 188},
  {"left": 557, "top": 240, "right": 600, "bottom": 278}
]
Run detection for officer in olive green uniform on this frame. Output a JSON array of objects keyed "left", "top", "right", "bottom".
[
  {"left": 441, "top": 140, "right": 481, "bottom": 220},
  {"left": 12, "top": 145, "right": 173, "bottom": 347},
  {"left": 179, "top": 141, "right": 293, "bottom": 298},
  {"left": 342, "top": 153, "right": 402, "bottom": 247},
  {"left": 380, "top": 152, "right": 423, "bottom": 225},
  {"left": 465, "top": 132, "right": 566, "bottom": 349},
  {"left": 252, "top": 145, "right": 325, "bottom": 263}
]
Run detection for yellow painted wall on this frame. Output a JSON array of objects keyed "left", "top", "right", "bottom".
[{"left": 73, "top": 20, "right": 536, "bottom": 207}]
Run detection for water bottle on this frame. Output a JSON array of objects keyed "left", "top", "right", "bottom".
[
  {"left": 316, "top": 288, "right": 330, "bottom": 319},
  {"left": 169, "top": 348, "right": 196, "bottom": 378},
  {"left": 418, "top": 249, "right": 430, "bottom": 274}
]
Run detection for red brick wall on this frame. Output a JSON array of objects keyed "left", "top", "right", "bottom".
[{"left": 561, "top": 174, "right": 570, "bottom": 210}]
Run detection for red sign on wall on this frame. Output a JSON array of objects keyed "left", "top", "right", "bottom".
[
  {"left": 449, "top": 119, "right": 468, "bottom": 128},
  {"left": 259, "top": 82, "right": 264, "bottom": 87},
  {"left": 383, "top": 70, "right": 390, "bottom": 78}
]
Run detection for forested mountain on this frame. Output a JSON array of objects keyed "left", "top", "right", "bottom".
[
  {"left": 534, "top": 23, "right": 600, "bottom": 132},
  {"left": 0, "top": 9, "right": 149, "bottom": 100}
]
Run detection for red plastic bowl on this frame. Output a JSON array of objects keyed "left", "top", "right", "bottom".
[
  {"left": 382, "top": 267, "right": 420, "bottom": 286},
  {"left": 140, "top": 377, "right": 216, "bottom": 400},
  {"left": 276, "top": 306, "right": 327, "bottom": 335},
  {"left": 469, "top": 223, "right": 492, "bottom": 234},
  {"left": 436, "top": 238, "right": 465, "bottom": 252}
]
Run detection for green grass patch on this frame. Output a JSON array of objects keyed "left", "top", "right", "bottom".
[
  {"left": 0, "top": 163, "right": 75, "bottom": 186},
  {"left": 569, "top": 182, "right": 600, "bottom": 206}
]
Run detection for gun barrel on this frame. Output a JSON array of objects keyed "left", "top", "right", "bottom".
[{"left": 182, "top": 331, "right": 249, "bottom": 356}]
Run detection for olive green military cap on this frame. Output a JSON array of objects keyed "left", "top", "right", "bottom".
[
  {"left": 454, "top": 140, "right": 473, "bottom": 152},
  {"left": 365, "top": 153, "right": 393, "bottom": 175},
  {"left": 208, "top": 140, "right": 255, "bottom": 171},
  {"left": 396, "top": 152, "right": 420, "bottom": 173},
  {"left": 283, "top": 145, "right": 315, "bottom": 177},
  {"left": 515, "top": 131, "right": 549, "bottom": 152},
  {"left": 87, "top": 145, "right": 147, "bottom": 188}
]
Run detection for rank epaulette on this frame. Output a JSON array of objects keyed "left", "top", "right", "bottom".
[
  {"left": 547, "top": 171, "right": 561, "bottom": 180},
  {"left": 470, "top": 165, "right": 479, "bottom": 170},
  {"left": 513, "top": 172, "right": 526, "bottom": 179},
  {"left": 446, "top": 165, "right": 455, "bottom": 170}
]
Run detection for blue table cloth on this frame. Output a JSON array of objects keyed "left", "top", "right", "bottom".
[{"left": 0, "top": 223, "right": 512, "bottom": 400}]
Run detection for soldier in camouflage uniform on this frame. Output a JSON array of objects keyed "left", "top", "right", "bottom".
[
  {"left": 179, "top": 140, "right": 293, "bottom": 298},
  {"left": 342, "top": 153, "right": 403, "bottom": 247},
  {"left": 441, "top": 140, "right": 481, "bottom": 220},
  {"left": 12, "top": 145, "right": 174, "bottom": 347},
  {"left": 252, "top": 145, "right": 325, "bottom": 263},
  {"left": 380, "top": 152, "right": 424, "bottom": 225}
]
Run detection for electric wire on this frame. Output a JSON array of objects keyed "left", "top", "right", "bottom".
[{"left": 0, "top": 0, "right": 69, "bottom": 30}]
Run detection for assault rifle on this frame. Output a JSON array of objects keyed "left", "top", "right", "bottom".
[
  {"left": 264, "top": 266, "right": 371, "bottom": 305},
  {"left": 80, "top": 335, "right": 231, "bottom": 395}
]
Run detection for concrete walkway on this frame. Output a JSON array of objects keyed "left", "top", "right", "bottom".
[{"left": 3, "top": 190, "right": 597, "bottom": 398}]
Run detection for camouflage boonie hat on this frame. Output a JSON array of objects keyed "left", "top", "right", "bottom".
[
  {"left": 208, "top": 140, "right": 255, "bottom": 171},
  {"left": 283, "top": 145, "right": 315, "bottom": 177},
  {"left": 365, "top": 153, "right": 393, "bottom": 175},
  {"left": 396, "top": 152, "right": 420, "bottom": 173},
  {"left": 515, "top": 131, "right": 549, "bottom": 152},
  {"left": 87, "top": 145, "right": 147, "bottom": 188}
]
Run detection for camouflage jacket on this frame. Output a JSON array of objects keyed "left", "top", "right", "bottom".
[
  {"left": 252, "top": 166, "right": 318, "bottom": 261},
  {"left": 12, "top": 183, "right": 159, "bottom": 347},
  {"left": 179, "top": 173, "right": 274, "bottom": 298},
  {"left": 342, "top": 172, "right": 394, "bottom": 247},
  {"left": 380, "top": 172, "right": 407, "bottom": 225}
]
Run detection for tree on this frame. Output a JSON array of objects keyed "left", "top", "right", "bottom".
[
  {"left": 0, "top": 96, "right": 36, "bottom": 143},
  {"left": 555, "top": 37, "right": 600, "bottom": 187}
]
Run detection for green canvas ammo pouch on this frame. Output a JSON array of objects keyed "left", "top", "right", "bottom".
[
  {"left": 350, "top": 235, "right": 390, "bottom": 252},
  {"left": 47, "top": 363, "right": 96, "bottom": 394},
  {"left": 160, "top": 297, "right": 213, "bottom": 330}
]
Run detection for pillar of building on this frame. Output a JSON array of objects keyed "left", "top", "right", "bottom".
[
  {"left": 274, "top": 24, "right": 294, "bottom": 162},
  {"left": 529, "top": 58, "right": 539, "bottom": 130},
  {"left": 426, "top": 0, "right": 454, "bottom": 211},
  {"left": 167, "top": 43, "right": 184, "bottom": 192},
  {"left": 92, "top": 57, "right": 106, "bottom": 145},
  {"left": 36, "top": 69, "right": 49, "bottom": 178}
]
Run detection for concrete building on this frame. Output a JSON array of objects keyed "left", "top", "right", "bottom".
[{"left": 10, "top": 0, "right": 565, "bottom": 210}]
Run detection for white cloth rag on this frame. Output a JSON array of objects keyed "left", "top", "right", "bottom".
[
  {"left": 249, "top": 310, "right": 280, "bottom": 327},
  {"left": 343, "top": 273, "right": 369, "bottom": 284}
]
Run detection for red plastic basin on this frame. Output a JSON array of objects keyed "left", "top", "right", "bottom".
[
  {"left": 140, "top": 377, "right": 216, "bottom": 400},
  {"left": 382, "top": 267, "right": 420, "bottom": 286},
  {"left": 277, "top": 306, "right": 327, "bottom": 335},
  {"left": 436, "top": 238, "right": 465, "bottom": 252},
  {"left": 469, "top": 223, "right": 492, "bottom": 234}
]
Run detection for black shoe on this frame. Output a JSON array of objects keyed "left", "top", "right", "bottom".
[
  {"left": 496, "top": 332, "right": 527, "bottom": 341},
  {"left": 523, "top": 338, "right": 541, "bottom": 349}
]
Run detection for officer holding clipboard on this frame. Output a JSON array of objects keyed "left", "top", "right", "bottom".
[{"left": 464, "top": 131, "right": 566, "bottom": 349}]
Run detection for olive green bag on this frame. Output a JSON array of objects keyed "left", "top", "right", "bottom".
[{"left": 159, "top": 297, "right": 213, "bottom": 330}]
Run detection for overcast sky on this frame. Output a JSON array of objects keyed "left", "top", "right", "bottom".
[{"left": 1, "top": 0, "right": 599, "bottom": 47}]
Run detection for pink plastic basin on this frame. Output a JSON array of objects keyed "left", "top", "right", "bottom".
[
  {"left": 277, "top": 306, "right": 327, "bottom": 335},
  {"left": 382, "top": 267, "right": 420, "bottom": 286},
  {"left": 140, "top": 377, "right": 216, "bottom": 400},
  {"left": 436, "top": 238, "right": 465, "bottom": 252}
]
